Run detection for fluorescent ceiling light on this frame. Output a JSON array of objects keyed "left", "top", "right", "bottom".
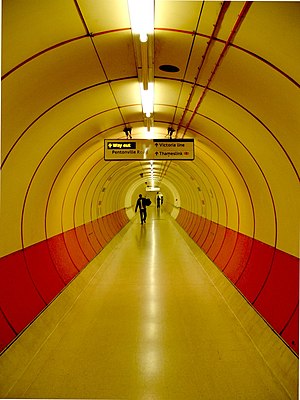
[
  {"left": 146, "top": 187, "right": 160, "bottom": 192},
  {"left": 140, "top": 83, "right": 154, "bottom": 117},
  {"left": 128, "top": 0, "right": 154, "bottom": 42},
  {"left": 145, "top": 127, "right": 154, "bottom": 138}
]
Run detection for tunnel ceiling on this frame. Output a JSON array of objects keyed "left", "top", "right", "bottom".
[{"left": 1, "top": 1, "right": 299, "bottom": 259}]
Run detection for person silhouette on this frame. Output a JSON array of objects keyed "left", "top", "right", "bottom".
[
  {"left": 135, "top": 194, "right": 147, "bottom": 224},
  {"left": 157, "top": 195, "right": 161, "bottom": 208}
]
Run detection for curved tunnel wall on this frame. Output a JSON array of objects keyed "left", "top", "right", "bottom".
[
  {"left": 0, "top": 209, "right": 129, "bottom": 352},
  {"left": 172, "top": 138, "right": 299, "bottom": 354},
  {"left": 1, "top": 1, "right": 299, "bottom": 356},
  {"left": 176, "top": 210, "right": 298, "bottom": 354}
]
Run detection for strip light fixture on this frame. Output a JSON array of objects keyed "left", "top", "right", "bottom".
[
  {"left": 127, "top": 0, "right": 154, "bottom": 43},
  {"left": 128, "top": 0, "right": 154, "bottom": 130},
  {"left": 140, "top": 82, "right": 154, "bottom": 117}
]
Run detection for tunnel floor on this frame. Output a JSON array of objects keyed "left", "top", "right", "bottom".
[{"left": 0, "top": 207, "right": 291, "bottom": 399}]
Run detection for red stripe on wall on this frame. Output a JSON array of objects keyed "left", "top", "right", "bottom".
[
  {"left": 102, "top": 214, "right": 115, "bottom": 240},
  {"left": 75, "top": 225, "right": 97, "bottom": 261},
  {"left": 214, "top": 228, "right": 238, "bottom": 270},
  {"left": 92, "top": 219, "right": 108, "bottom": 248},
  {"left": 281, "top": 305, "right": 299, "bottom": 354},
  {"left": 0, "top": 209, "right": 129, "bottom": 353},
  {"left": 193, "top": 216, "right": 206, "bottom": 244},
  {"left": 206, "top": 223, "right": 226, "bottom": 260},
  {"left": 47, "top": 234, "right": 79, "bottom": 284},
  {"left": 185, "top": 212, "right": 195, "bottom": 236},
  {"left": 189, "top": 214, "right": 202, "bottom": 240},
  {"left": 85, "top": 221, "right": 102, "bottom": 254},
  {"left": 253, "top": 248, "right": 299, "bottom": 334},
  {"left": 236, "top": 239, "right": 274, "bottom": 303},
  {"left": 24, "top": 241, "right": 65, "bottom": 303},
  {"left": 64, "top": 229, "right": 89, "bottom": 270},
  {"left": 223, "top": 233, "right": 253, "bottom": 283},
  {"left": 176, "top": 209, "right": 299, "bottom": 354},
  {"left": 0, "top": 251, "right": 45, "bottom": 334},
  {"left": 0, "top": 309, "right": 17, "bottom": 351},
  {"left": 197, "top": 218, "right": 212, "bottom": 248},
  {"left": 201, "top": 221, "right": 218, "bottom": 253}
]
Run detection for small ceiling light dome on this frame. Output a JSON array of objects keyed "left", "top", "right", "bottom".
[{"left": 159, "top": 64, "right": 180, "bottom": 73}]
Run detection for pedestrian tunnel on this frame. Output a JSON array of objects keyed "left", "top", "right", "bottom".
[
  {"left": 0, "top": 209, "right": 298, "bottom": 398},
  {"left": 0, "top": 0, "right": 299, "bottom": 396},
  {"left": 0, "top": 136, "right": 298, "bottom": 356}
]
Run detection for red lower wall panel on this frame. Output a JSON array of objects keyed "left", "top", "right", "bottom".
[
  {"left": 24, "top": 241, "right": 65, "bottom": 304},
  {"left": 193, "top": 216, "right": 206, "bottom": 244},
  {"left": 189, "top": 214, "right": 201, "bottom": 240},
  {"left": 64, "top": 229, "right": 89, "bottom": 271},
  {"left": 107, "top": 214, "right": 118, "bottom": 236},
  {"left": 236, "top": 239, "right": 274, "bottom": 303},
  {"left": 214, "top": 228, "right": 238, "bottom": 271},
  {"left": 0, "top": 251, "right": 45, "bottom": 335},
  {"left": 188, "top": 213, "right": 197, "bottom": 235},
  {"left": 176, "top": 209, "right": 299, "bottom": 354},
  {"left": 253, "top": 249, "right": 299, "bottom": 335},
  {"left": 112, "top": 213, "right": 122, "bottom": 233},
  {"left": 0, "top": 309, "right": 16, "bottom": 352},
  {"left": 176, "top": 208, "right": 184, "bottom": 227},
  {"left": 197, "top": 218, "right": 212, "bottom": 248},
  {"left": 118, "top": 209, "right": 129, "bottom": 227},
  {"left": 223, "top": 233, "right": 253, "bottom": 283},
  {"left": 185, "top": 213, "right": 195, "bottom": 236},
  {"left": 93, "top": 219, "right": 108, "bottom": 248},
  {"left": 0, "top": 209, "right": 128, "bottom": 353},
  {"left": 206, "top": 224, "right": 227, "bottom": 260},
  {"left": 281, "top": 305, "right": 299, "bottom": 354},
  {"left": 75, "top": 225, "right": 97, "bottom": 262},
  {"left": 100, "top": 215, "right": 114, "bottom": 241},
  {"left": 201, "top": 221, "right": 218, "bottom": 253},
  {"left": 85, "top": 221, "right": 102, "bottom": 254},
  {"left": 117, "top": 210, "right": 126, "bottom": 226},
  {"left": 180, "top": 209, "right": 190, "bottom": 231},
  {"left": 47, "top": 234, "right": 79, "bottom": 284}
]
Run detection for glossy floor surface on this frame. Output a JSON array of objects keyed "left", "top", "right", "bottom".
[{"left": 1, "top": 209, "right": 292, "bottom": 399}]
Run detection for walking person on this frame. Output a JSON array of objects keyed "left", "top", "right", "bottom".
[
  {"left": 157, "top": 195, "right": 161, "bottom": 208},
  {"left": 135, "top": 194, "right": 147, "bottom": 224}
]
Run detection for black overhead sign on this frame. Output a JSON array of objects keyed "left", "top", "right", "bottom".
[{"left": 104, "top": 139, "right": 194, "bottom": 161}]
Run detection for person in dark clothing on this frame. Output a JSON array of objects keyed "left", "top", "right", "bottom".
[
  {"left": 157, "top": 195, "right": 161, "bottom": 208},
  {"left": 135, "top": 194, "right": 147, "bottom": 224}
]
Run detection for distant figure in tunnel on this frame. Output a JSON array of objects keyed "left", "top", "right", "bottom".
[
  {"left": 156, "top": 195, "right": 161, "bottom": 208},
  {"left": 135, "top": 194, "right": 147, "bottom": 224}
]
